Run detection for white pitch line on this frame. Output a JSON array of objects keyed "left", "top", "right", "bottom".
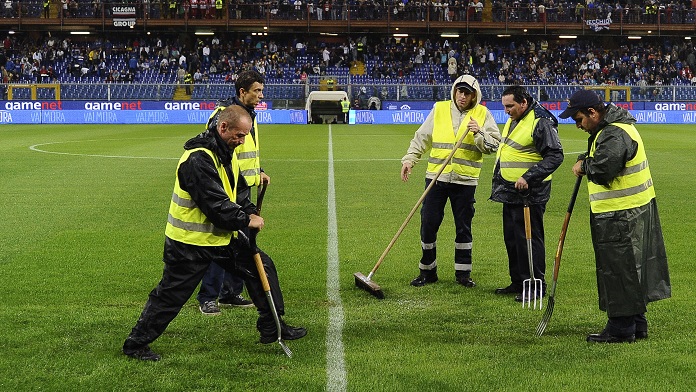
[{"left": 326, "top": 124, "right": 347, "bottom": 392}]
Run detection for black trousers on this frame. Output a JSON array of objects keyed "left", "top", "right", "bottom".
[
  {"left": 607, "top": 313, "right": 648, "bottom": 336},
  {"left": 502, "top": 202, "right": 546, "bottom": 290},
  {"left": 123, "top": 240, "right": 284, "bottom": 351},
  {"left": 419, "top": 179, "right": 476, "bottom": 278}
]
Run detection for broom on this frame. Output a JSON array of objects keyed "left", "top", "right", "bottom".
[{"left": 354, "top": 126, "right": 473, "bottom": 299}]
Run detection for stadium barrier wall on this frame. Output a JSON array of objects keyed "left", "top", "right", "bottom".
[{"left": 1, "top": 101, "right": 695, "bottom": 125}]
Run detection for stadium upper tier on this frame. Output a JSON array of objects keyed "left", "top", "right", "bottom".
[
  {"left": 0, "top": 0, "right": 694, "bottom": 37},
  {"left": 3, "top": 31, "right": 696, "bottom": 102}
]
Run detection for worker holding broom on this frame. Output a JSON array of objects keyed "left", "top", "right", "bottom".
[
  {"left": 401, "top": 74, "right": 500, "bottom": 288},
  {"left": 122, "top": 105, "right": 305, "bottom": 361},
  {"left": 492, "top": 85, "right": 564, "bottom": 303},
  {"left": 560, "top": 89, "right": 671, "bottom": 343}
]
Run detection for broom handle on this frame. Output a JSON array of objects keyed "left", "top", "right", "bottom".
[
  {"left": 552, "top": 175, "right": 583, "bottom": 280},
  {"left": 368, "top": 127, "right": 472, "bottom": 278}
]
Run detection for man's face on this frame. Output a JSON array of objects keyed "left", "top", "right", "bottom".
[
  {"left": 220, "top": 117, "right": 252, "bottom": 149},
  {"left": 239, "top": 82, "right": 264, "bottom": 108},
  {"left": 571, "top": 109, "right": 601, "bottom": 134},
  {"left": 454, "top": 88, "right": 476, "bottom": 111},
  {"left": 502, "top": 94, "right": 528, "bottom": 121}
]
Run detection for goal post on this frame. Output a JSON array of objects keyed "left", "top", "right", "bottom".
[
  {"left": 584, "top": 85, "right": 631, "bottom": 102},
  {"left": 7, "top": 84, "right": 61, "bottom": 100}
]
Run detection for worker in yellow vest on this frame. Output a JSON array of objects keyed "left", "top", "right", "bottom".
[
  {"left": 215, "top": 0, "right": 223, "bottom": 18},
  {"left": 341, "top": 96, "right": 350, "bottom": 123},
  {"left": 562, "top": 90, "right": 670, "bottom": 343},
  {"left": 492, "top": 85, "right": 564, "bottom": 302},
  {"left": 43, "top": 0, "right": 50, "bottom": 17},
  {"left": 169, "top": 0, "right": 177, "bottom": 18},
  {"left": 122, "top": 106, "right": 305, "bottom": 361},
  {"left": 197, "top": 70, "right": 273, "bottom": 313},
  {"left": 401, "top": 74, "right": 501, "bottom": 288}
]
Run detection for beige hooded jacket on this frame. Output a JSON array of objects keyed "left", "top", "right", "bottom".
[{"left": 401, "top": 74, "right": 501, "bottom": 186}]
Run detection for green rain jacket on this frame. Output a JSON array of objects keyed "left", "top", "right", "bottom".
[{"left": 580, "top": 104, "right": 671, "bottom": 317}]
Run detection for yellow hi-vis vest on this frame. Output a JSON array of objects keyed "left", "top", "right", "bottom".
[
  {"left": 341, "top": 99, "right": 350, "bottom": 113},
  {"left": 165, "top": 148, "right": 239, "bottom": 246},
  {"left": 496, "top": 111, "right": 551, "bottom": 182},
  {"left": 587, "top": 122, "right": 655, "bottom": 213},
  {"left": 426, "top": 101, "right": 488, "bottom": 179},
  {"left": 236, "top": 116, "right": 261, "bottom": 186}
]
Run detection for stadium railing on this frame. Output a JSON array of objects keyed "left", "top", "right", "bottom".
[{"left": 3, "top": 82, "right": 695, "bottom": 106}]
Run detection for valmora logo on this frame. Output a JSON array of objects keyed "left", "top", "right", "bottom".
[{"left": 399, "top": 104, "right": 412, "bottom": 110}]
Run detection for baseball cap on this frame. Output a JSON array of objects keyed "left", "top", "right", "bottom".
[
  {"left": 454, "top": 81, "right": 475, "bottom": 93},
  {"left": 558, "top": 90, "right": 603, "bottom": 119}
]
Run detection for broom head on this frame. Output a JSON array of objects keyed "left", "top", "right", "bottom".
[{"left": 354, "top": 272, "right": 384, "bottom": 299}]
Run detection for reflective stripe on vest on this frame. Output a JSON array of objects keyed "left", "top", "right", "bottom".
[
  {"left": 496, "top": 111, "right": 550, "bottom": 182},
  {"left": 165, "top": 147, "right": 239, "bottom": 246},
  {"left": 587, "top": 122, "right": 655, "bottom": 213},
  {"left": 425, "top": 101, "right": 487, "bottom": 179}
]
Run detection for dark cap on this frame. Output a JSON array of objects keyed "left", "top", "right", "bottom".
[
  {"left": 454, "top": 81, "right": 475, "bottom": 93},
  {"left": 558, "top": 90, "right": 603, "bottom": 119}
]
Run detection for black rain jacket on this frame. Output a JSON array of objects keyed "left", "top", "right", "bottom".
[
  {"left": 580, "top": 104, "right": 671, "bottom": 317},
  {"left": 163, "top": 128, "right": 256, "bottom": 265}
]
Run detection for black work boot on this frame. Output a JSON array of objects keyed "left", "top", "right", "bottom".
[
  {"left": 257, "top": 317, "right": 307, "bottom": 344},
  {"left": 123, "top": 340, "right": 160, "bottom": 362},
  {"left": 410, "top": 269, "right": 438, "bottom": 287},
  {"left": 455, "top": 273, "right": 476, "bottom": 288}
]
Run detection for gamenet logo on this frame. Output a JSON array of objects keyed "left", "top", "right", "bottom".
[
  {"left": 653, "top": 103, "right": 696, "bottom": 111},
  {"left": 5, "top": 101, "right": 63, "bottom": 110}
]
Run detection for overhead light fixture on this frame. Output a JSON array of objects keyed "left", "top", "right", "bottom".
[
  {"left": 523, "top": 29, "right": 528, "bottom": 32},
  {"left": 70, "top": 31, "right": 90, "bottom": 35},
  {"left": 628, "top": 36, "right": 641, "bottom": 40},
  {"left": 320, "top": 32, "right": 338, "bottom": 36},
  {"left": 8, "top": 30, "right": 14, "bottom": 34},
  {"left": 686, "top": 37, "right": 692, "bottom": 40},
  {"left": 195, "top": 31, "right": 214, "bottom": 36},
  {"left": 647, "top": 30, "right": 652, "bottom": 34},
  {"left": 441, "top": 34, "right": 459, "bottom": 38},
  {"left": 393, "top": 33, "right": 408, "bottom": 37},
  {"left": 497, "top": 34, "right": 511, "bottom": 37},
  {"left": 559, "top": 35, "right": 577, "bottom": 39}
]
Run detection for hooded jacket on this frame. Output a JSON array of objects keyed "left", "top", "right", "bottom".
[
  {"left": 163, "top": 128, "right": 256, "bottom": 264},
  {"left": 401, "top": 74, "right": 501, "bottom": 186},
  {"left": 580, "top": 104, "right": 671, "bottom": 316},
  {"left": 490, "top": 99, "right": 563, "bottom": 205}
]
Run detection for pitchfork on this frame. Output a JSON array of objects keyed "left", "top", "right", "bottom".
[{"left": 522, "top": 194, "right": 543, "bottom": 310}]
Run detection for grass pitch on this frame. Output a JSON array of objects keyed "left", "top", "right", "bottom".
[{"left": 0, "top": 123, "right": 694, "bottom": 391}]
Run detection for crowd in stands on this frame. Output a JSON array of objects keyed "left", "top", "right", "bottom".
[
  {"left": 2, "top": 0, "right": 695, "bottom": 25},
  {"left": 2, "top": 31, "right": 696, "bottom": 101}
]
